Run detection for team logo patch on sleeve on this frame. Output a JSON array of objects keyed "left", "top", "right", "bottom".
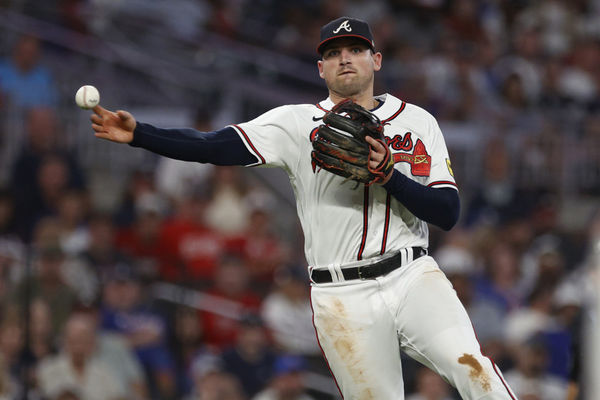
[
  {"left": 393, "top": 139, "right": 431, "bottom": 176},
  {"left": 446, "top": 158, "right": 454, "bottom": 177}
]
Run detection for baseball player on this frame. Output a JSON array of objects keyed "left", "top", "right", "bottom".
[{"left": 90, "top": 17, "right": 517, "bottom": 400}]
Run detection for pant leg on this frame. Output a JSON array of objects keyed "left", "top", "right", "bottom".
[
  {"left": 310, "top": 281, "right": 405, "bottom": 400},
  {"left": 384, "top": 257, "right": 518, "bottom": 399}
]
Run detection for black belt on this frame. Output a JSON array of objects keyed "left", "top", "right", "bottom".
[{"left": 310, "top": 247, "right": 427, "bottom": 283}]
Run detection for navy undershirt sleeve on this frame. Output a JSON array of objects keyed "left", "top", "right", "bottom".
[
  {"left": 382, "top": 170, "right": 460, "bottom": 231},
  {"left": 129, "top": 122, "right": 258, "bottom": 166}
]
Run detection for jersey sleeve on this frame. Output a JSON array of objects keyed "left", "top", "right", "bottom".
[
  {"left": 425, "top": 117, "right": 458, "bottom": 190},
  {"left": 230, "top": 105, "right": 301, "bottom": 171}
]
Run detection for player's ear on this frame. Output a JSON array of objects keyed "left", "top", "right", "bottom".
[
  {"left": 317, "top": 60, "right": 325, "bottom": 79},
  {"left": 372, "top": 51, "right": 382, "bottom": 72}
]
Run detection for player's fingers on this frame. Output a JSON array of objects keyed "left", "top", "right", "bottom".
[
  {"left": 93, "top": 105, "right": 108, "bottom": 116},
  {"left": 369, "top": 146, "right": 384, "bottom": 163},
  {"left": 365, "top": 136, "right": 382, "bottom": 150},
  {"left": 91, "top": 123, "right": 105, "bottom": 133},
  {"left": 90, "top": 114, "right": 103, "bottom": 124},
  {"left": 94, "top": 132, "right": 111, "bottom": 140}
]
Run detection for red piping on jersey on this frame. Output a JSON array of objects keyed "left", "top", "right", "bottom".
[
  {"left": 381, "top": 101, "right": 406, "bottom": 124},
  {"left": 427, "top": 180, "right": 457, "bottom": 188},
  {"left": 232, "top": 124, "right": 266, "bottom": 164},
  {"left": 357, "top": 186, "right": 369, "bottom": 261},
  {"left": 309, "top": 287, "right": 344, "bottom": 399},
  {"left": 380, "top": 193, "right": 391, "bottom": 255},
  {"left": 491, "top": 360, "right": 517, "bottom": 399},
  {"left": 315, "top": 103, "right": 329, "bottom": 112}
]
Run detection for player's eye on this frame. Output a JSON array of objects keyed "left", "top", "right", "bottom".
[
  {"left": 351, "top": 47, "right": 362, "bottom": 53},
  {"left": 326, "top": 49, "right": 340, "bottom": 57}
]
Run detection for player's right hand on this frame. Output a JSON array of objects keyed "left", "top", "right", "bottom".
[{"left": 90, "top": 105, "right": 136, "bottom": 143}]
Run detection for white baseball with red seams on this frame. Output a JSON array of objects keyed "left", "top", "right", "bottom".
[
  {"left": 75, "top": 85, "right": 100, "bottom": 109},
  {"left": 231, "top": 93, "right": 518, "bottom": 399}
]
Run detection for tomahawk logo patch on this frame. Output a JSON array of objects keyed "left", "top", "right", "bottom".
[{"left": 389, "top": 137, "right": 431, "bottom": 177}]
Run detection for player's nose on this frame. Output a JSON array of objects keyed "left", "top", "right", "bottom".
[{"left": 339, "top": 49, "right": 352, "bottom": 64}]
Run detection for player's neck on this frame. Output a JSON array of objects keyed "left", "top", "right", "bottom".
[{"left": 330, "top": 92, "right": 377, "bottom": 110}]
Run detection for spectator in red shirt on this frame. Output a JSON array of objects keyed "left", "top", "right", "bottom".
[
  {"left": 201, "top": 254, "right": 262, "bottom": 349},
  {"left": 227, "top": 207, "right": 291, "bottom": 295},
  {"left": 115, "top": 192, "right": 168, "bottom": 282},
  {"left": 160, "top": 190, "right": 227, "bottom": 285}
]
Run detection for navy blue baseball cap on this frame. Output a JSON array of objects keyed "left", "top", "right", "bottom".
[{"left": 317, "top": 17, "right": 375, "bottom": 54}]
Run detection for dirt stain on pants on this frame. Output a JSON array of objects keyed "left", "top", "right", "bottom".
[
  {"left": 317, "top": 298, "right": 375, "bottom": 399},
  {"left": 458, "top": 353, "right": 491, "bottom": 392}
]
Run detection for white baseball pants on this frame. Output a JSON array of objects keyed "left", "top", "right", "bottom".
[{"left": 310, "top": 256, "right": 518, "bottom": 399}]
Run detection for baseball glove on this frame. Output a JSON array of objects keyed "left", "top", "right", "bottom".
[{"left": 311, "top": 99, "right": 394, "bottom": 185}]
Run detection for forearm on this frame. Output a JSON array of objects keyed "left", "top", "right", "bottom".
[
  {"left": 130, "top": 122, "right": 257, "bottom": 166},
  {"left": 383, "top": 170, "right": 460, "bottom": 230}
]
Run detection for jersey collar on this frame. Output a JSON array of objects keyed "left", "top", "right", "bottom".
[{"left": 317, "top": 94, "right": 405, "bottom": 121}]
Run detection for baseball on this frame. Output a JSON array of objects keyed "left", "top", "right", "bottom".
[{"left": 75, "top": 85, "right": 100, "bottom": 109}]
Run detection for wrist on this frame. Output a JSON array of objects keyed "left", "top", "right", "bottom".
[
  {"left": 379, "top": 169, "right": 394, "bottom": 185},
  {"left": 382, "top": 169, "right": 407, "bottom": 190}
]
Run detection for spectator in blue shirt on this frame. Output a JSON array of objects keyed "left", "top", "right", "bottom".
[{"left": 0, "top": 35, "right": 57, "bottom": 109}]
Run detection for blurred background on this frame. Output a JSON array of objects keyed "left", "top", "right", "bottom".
[{"left": 0, "top": 0, "right": 599, "bottom": 399}]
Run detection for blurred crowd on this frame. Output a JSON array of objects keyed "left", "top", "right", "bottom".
[{"left": 1, "top": 1, "right": 600, "bottom": 400}]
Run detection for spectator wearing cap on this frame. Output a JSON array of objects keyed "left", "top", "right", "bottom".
[
  {"left": 252, "top": 354, "right": 315, "bottom": 400},
  {"left": 99, "top": 262, "right": 175, "bottom": 400},
  {"left": 221, "top": 313, "right": 276, "bottom": 398}
]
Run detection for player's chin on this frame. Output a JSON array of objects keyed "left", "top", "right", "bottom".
[{"left": 336, "top": 85, "right": 363, "bottom": 99}]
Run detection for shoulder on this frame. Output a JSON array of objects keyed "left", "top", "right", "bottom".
[
  {"left": 376, "top": 94, "right": 437, "bottom": 128},
  {"left": 387, "top": 98, "right": 442, "bottom": 136},
  {"left": 401, "top": 102, "right": 439, "bottom": 127},
  {"left": 240, "top": 103, "right": 324, "bottom": 136},
  {"left": 254, "top": 103, "right": 318, "bottom": 118}
]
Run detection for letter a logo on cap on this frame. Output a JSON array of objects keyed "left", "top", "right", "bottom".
[{"left": 333, "top": 20, "right": 352, "bottom": 34}]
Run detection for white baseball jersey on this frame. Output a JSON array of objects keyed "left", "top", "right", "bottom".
[
  {"left": 230, "top": 94, "right": 517, "bottom": 399},
  {"left": 231, "top": 93, "right": 457, "bottom": 268}
]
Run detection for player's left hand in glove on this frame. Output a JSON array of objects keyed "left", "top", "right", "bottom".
[{"left": 311, "top": 99, "right": 394, "bottom": 185}]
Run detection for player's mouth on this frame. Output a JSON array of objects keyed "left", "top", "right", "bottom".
[{"left": 338, "top": 69, "right": 356, "bottom": 76}]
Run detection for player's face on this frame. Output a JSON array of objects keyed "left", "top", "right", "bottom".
[{"left": 318, "top": 39, "right": 382, "bottom": 99}]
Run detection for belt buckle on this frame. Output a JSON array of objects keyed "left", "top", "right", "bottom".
[{"left": 357, "top": 265, "right": 375, "bottom": 280}]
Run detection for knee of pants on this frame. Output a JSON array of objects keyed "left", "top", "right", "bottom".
[{"left": 412, "top": 329, "right": 515, "bottom": 399}]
